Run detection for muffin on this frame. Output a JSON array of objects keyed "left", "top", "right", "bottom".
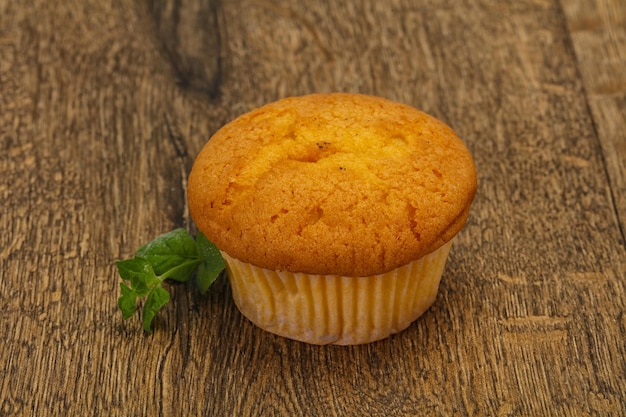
[{"left": 187, "top": 93, "right": 476, "bottom": 345}]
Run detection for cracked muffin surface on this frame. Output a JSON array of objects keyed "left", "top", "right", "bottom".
[{"left": 187, "top": 93, "right": 476, "bottom": 276}]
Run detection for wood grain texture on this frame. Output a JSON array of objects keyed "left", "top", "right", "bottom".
[
  {"left": 561, "top": 0, "right": 626, "bottom": 240},
  {"left": 149, "top": 0, "right": 222, "bottom": 96},
  {"left": 1, "top": 0, "right": 625, "bottom": 416}
]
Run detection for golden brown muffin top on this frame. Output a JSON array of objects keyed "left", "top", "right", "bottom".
[{"left": 188, "top": 93, "right": 476, "bottom": 276}]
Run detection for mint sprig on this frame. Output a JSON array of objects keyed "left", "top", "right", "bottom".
[{"left": 116, "top": 228, "right": 225, "bottom": 332}]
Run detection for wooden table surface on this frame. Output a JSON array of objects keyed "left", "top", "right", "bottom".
[{"left": 2, "top": 0, "right": 625, "bottom": 415}]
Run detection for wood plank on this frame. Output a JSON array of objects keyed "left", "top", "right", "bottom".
[
  {"left": 561, "top": 0, "right": 626, "bottom": 240},
  {"left": 1, "top": 0, "right": 625, "bottom": 415}
]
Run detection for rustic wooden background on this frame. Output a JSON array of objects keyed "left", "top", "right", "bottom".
[{"left": 1, "top": 0, "right": 625, "bottom": 415}]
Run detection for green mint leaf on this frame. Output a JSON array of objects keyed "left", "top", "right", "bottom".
[
  {"left": 116, "top": 258, "right": 159, "bottom": 297},
  {"left": 142, "top": 286, "right": 171, "bottom": 333},
  {"left": 196, "top": 232, "right": 225, "bottom": 294},
  {"left": 136, "top": 228, "right": 200, "bottom": 282},
  {"left": 159, "top": 258, "right": 203, "bottom": 282},
  {"left": 118, "top": 282, "right": 138, "bottom": 320},
  {"left": 116, "top": 228, "right": 226, "bottom": 333},
  {"left": 196, "top": 262, "right": 222, "bottom": 295}
]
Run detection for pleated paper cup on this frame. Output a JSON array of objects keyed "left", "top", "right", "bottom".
[{"left": 221, "top": 240, "right": 453, "bottom": 345}]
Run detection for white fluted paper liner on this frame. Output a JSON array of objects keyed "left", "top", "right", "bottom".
[{"left": 221, "top": 239, "right": 453, "bottom": 345}]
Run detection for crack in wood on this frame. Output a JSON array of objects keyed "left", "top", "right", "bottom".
[{"left": 164, "top": 113, "right": 193, "bottom": 229}]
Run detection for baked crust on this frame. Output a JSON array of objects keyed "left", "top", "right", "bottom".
[{"left": 188, "top": 93, "right": 476, "bottom": 276}]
